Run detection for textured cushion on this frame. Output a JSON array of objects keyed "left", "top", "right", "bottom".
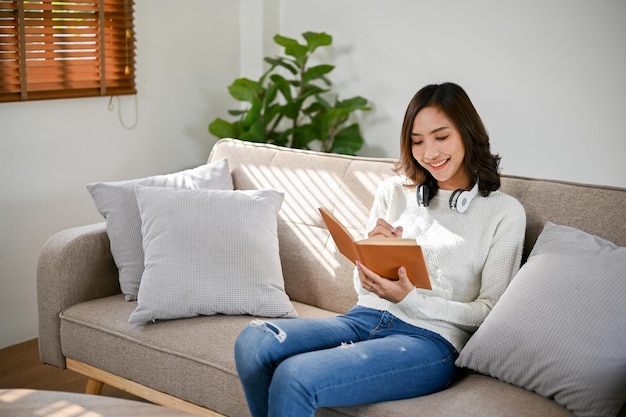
[
  {"left": 456, "top": 222, "right": 626, "bottom": 417},
  {"left": 128, "top": 186, "right": 297, "bottom": 323},
  {"left": 86, "top": 159, "right": 233, "bottom": 301}
]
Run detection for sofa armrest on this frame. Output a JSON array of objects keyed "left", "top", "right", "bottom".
[{"left": 37, "top": 222, "right": 121, "bottom": 368}]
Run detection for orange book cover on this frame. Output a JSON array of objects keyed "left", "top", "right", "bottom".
[{"left": 319, "top": 207, "right": 431, "bottom": 290}]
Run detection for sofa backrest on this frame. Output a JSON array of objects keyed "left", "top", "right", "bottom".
[
  {"left": 499, "top": 175, "right": 626, "bottom": 259},
  {"left": 209, "top": 139, "right": 626, "bottom": 313}
]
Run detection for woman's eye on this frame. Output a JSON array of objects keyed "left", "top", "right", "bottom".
[
  {"left": 436, "top": 135, "right": 449, "bottom": 141},
  {"left": 412, "top": 140, "right": 423, "bottom": 146}
]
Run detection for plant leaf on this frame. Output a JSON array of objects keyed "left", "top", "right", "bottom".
[
  {"left": 265, "top": 104, "right": 283, "bottom": 128},
  {"left": 302, "top": 101, "right": 324, "bottom": 116},
  {"left": 274, "top": 34, "right": 308, "bottom": 65},
  {"left": 264, "top": 82, "right": 280, "bottom": 110},
  {"left": 208, "top": 118, "right": 237, "bottom": 139},
  {"left": 303, "top": 32, "right": 332, "bottom": 53},
  {"left": 303, "top": 64, "right": 335, "bottom": 83},
  {"left": 299, "top": 84, "right": 329, "bottom": 100},
  {"left": 273, "top": 130, "right": 290, "bottom": 147},
  {"left": 242, "top": 98, "right": 263, "bottom": 129},
  {"left": 286, "top": 44, "right": 309, "bottom": 66},
  {"left": 292, "top": 123, "right": 320, "bottom": 149},
  {"left": 240, "top": 119, "right": 266, "bottom": 142},
  {"left": 228, "top": 78, "right": 262, "bottom": 102},
  {"left": 324, "top": 107, "right": 350, "bottom": 130},
  {"left": 264, "top": 57, "right": 298, "bottom": 75},
  {"left": 269, "top": 74, "right": 293, "bottom": 101},
  {"left": 273, "top": 34, "right": 299, "bottom": 48},
  {"left": 336, "top": 96, "right": 371, "bottom": 111},
  {"left": 283, "top": 101, "right": 301, "bottom": 119},
  {"left": 331, "top": 123, "right": 364, "bottom": 155}
]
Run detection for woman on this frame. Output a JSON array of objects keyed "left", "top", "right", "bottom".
[{"left": 234, "top": 82, "right": 526, "bottom": 417}]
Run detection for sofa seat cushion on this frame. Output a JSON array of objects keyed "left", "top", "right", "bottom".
[
  {"left": 60, "top": 294, "right": 336, "bottom": 417},
  {"left": 318, "top": 371, "right": 574, "bottom": 417},
  {"left": 60, "top": 295, "right": 574, "bottom": 417}
]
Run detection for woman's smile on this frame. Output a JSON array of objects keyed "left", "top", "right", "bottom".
[{"left": 429, "top": 158, "right": 450, "bottom": 170}]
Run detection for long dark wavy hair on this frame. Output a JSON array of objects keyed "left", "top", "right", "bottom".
[{"left": 395, "top": 82, "right": 501, "bottom": 197}]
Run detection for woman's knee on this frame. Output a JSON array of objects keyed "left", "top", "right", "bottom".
[
  {"left": 270, "top": 356, "right": 315, "bottom": 401},
  {"left": 235, "top": 320, "right": 286, "bottom": 375},
  {"left": 236, "top": 319, "right": 286, "bottom": 350}
]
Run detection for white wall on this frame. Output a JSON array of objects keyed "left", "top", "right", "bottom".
[
  {"left": 0, "top": 0, "right": 241, "bottom": 348},
  {"left": 1, "top": 0, "right": 625, "bottom": 349},
  {"left": 275, "top": 0, "right": 626, "bottom": 187}
]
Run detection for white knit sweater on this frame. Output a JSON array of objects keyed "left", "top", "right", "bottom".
[{"left": 355, "top": 176, "right": 526, "bottom": 352}]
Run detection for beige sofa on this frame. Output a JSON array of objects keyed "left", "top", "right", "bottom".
[{"left": 38, "top": 138, "right": 626, "bottom": 417}]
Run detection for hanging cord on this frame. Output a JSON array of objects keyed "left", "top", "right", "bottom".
[{"left": 108, "top": 95, "right": 139, "bottom": 130}]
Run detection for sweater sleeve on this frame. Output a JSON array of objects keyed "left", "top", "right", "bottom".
[{"left": 396, "top": 201, "right": 526, "bottom": 333}]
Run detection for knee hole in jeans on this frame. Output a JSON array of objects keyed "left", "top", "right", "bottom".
[{"left": 250, "top": 319, "right": 287, "bottom": 343}]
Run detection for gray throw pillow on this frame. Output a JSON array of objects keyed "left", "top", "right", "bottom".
[
  {"left": 128, "top": 186, "right": 297, "bottom": 323},
  {"left": 456, "top": 222, "right": 626, "bottom": 417},
  {"left": 86, "top": 158, "right": 233, "bottom": 301}
]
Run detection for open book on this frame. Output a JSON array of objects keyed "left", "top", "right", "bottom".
[{"left": 319, "top": 207, "right": 431, "bottom": 289}]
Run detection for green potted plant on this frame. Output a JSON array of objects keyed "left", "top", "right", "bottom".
[{"left": 209, "top": 31, "right": 371, "bottom": 155}]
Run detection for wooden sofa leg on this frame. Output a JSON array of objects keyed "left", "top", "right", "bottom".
[
  {"left": 66, "top": 358, "right": 226, "bottom": 416},
  {"left": 85, "top": 377, "right": 104, "bottom": 395}
]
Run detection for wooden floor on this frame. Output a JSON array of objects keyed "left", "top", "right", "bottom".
[{"left": 0, "top": 338, "right": 142, "bottom": 401}]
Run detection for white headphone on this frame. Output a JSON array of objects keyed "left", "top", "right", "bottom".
[
  {"left": 449, "top": 180, "right": 479, "bottom": 213},
  {"left": 418, "top": 180, "right": 479, "bottom": 213}
]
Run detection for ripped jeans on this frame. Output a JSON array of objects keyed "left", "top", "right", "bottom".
[{"left": 234, "top": 306, "right": 458, "bottom": 417}]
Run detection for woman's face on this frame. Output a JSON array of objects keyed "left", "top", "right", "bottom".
[{"left": 411, "top": 106, "right": 471, "bottom": 191}]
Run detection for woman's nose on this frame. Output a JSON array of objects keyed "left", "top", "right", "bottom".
[{"left": 423, "top": 142, "right": 439, "bottom": 160}]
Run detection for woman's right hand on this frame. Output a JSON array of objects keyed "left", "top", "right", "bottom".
[{"left": 367, "top": 218, "right": 403, "bottom": 239}]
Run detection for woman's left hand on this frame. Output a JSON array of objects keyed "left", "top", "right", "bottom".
[{"left": 357, "top": 261, "right": 414, "bottom": 303}]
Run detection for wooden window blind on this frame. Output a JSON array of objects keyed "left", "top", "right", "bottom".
[{"left": 0, "top": 0, "right": 135, "bottom": 103}]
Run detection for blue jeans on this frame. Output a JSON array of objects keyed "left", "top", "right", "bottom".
[{"left": 234, "top": 306, "right": 458, "bottom": 417}]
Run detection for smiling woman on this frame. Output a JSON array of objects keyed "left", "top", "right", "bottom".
[
  {"left": 397, "top": 82, "right": 502, "bottom": 199},
  {"left": 0, "top": 0, "right": 136, "bottom": 103}
]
